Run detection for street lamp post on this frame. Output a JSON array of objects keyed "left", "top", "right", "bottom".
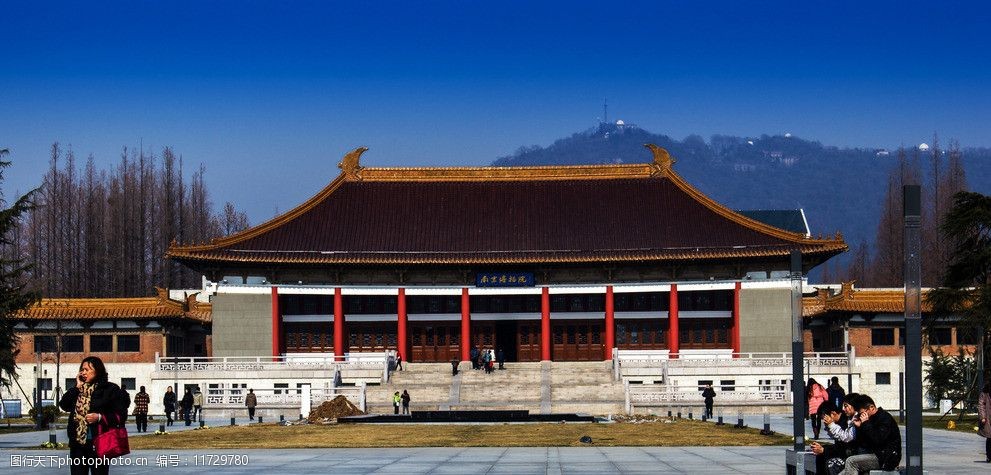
[
  {"left": 35, "top": 349, "right": 46, "bottom": 430},
  {"left": 790, "top": 250, "right": 805, "bottom": 451},
  {"left": 173, "top": 355, "right": 179, "bottom": 398},
  {"left": 903, "top": 185, "right": 923, "bottom": 474}
]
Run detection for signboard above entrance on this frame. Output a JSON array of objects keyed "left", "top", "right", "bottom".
[{"left": 476, "top": 272, "right": 535, "bottom": 287}]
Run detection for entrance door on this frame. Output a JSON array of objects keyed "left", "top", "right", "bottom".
[
  {"left": 472, "top": 323, "right": 495, "bottom": 351},
  {"left": 409, "top": 323, "right": 460, "bottom": 362},
  {"left": 517, "top": 322, "right": 541, "bottom": 361},
  {"left": 347, "top": 322, "right": 397, "bottom": 353},
  {"left": 615, "top": 319, "right": 667, "bottom": 350},
  {"left": 552, "top": 321, "right": 603, "bottom": 361},
  {"left": 283, "top": 322, "right": 333, "bottom": 353},
  {"left": 679, "top": 318, "right": 731, "bottom": 349}
]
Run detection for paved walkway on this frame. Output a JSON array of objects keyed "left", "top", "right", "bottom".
[{"left": 0, "top": 416, "right": 986, "bottom": 473}]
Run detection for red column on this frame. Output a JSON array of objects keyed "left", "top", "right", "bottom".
[
  {"left": 541, "top": 287, "right": 551, "bottom": 361},
  {"left": 733, "top": 281, "right": 742, "bottom": 356},
  {"left": 604, "top": 285, "right": 615, "bottom": 360},
  {"left": 668, "top": 284, "right": 679, "bottom": 358},
  {"left": 460, "top": 288, "right": 471, "bottom": 361},
  {"left": 397, "top": 288, "right": 408, "bottom": 362},
  {"left": 271, "top": 287, "right": 281, "bottom": 360},
  {"left": 333, "top": 288, "right": 344, "bottom": 358}
]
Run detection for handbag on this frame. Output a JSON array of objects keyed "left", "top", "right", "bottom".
[
  {"left": 878, "top": 447, "right": 900, "bottom": 471},
  {"left": 94, "top": 413, "right": 130, "bottom": 459}
]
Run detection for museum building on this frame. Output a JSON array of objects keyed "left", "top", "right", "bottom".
[{"left": 167, "top": 145, "right": 848, "bottom": 363}]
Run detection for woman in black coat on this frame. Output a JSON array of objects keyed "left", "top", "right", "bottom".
[
  {"left": 162, "top": 386, "right": 177, "bottom": 427},
  {"left": 180, "top": 389, "right": 194, "bottom": 426},
  {"left": 58, "top": 356, "right": 129, "bottom": 475}
]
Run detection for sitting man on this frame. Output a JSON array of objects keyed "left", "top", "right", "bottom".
[
  {"left": 810, "top": 393, "right": 860, "bottom": 475},
  {"left": 840, "top": 395, "right": 901, "bottom": 474}
]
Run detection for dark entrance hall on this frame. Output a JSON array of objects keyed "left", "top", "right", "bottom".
[{"left": 494, "top": 321, "right": 518, "bottom": 362}]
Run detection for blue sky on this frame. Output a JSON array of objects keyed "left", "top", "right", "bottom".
[{"left": 2, "top": 1, "right": 989, "bottom": 222}]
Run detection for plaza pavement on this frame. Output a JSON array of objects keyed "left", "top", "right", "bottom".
[{"left": 0, "top": 415, "right": 986, "bottom": 473}]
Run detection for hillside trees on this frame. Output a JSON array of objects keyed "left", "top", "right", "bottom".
[{"left": 19, "top": 143, "right": 250, "bottom": 297}]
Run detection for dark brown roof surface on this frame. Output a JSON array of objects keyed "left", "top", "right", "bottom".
[{"left": 170, "top": 145, "right": 846, "bottom": 266}]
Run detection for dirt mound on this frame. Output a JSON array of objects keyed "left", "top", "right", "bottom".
[
  {"left": 612, "top": 414, "right": 668, "bottom": 423},
  {"left": 308, "top": 395, "right": 365, "bottom": 422}
]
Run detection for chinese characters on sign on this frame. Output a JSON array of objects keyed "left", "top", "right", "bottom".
[{"left": 475, "top": 272, "right": 535, "bottom": 287}]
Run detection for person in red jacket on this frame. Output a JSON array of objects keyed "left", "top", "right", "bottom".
[{"left": 806, "top": 378, "right": 829, "bottom": 439}]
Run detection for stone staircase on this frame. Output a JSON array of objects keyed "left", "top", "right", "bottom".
[
  {"left": 364, "top": 361, "right": 625, "bottom": 415},
  {"left": 458, "top": 361, "right": 543, "bottom": 410},
  {"left": 549, "top": 361, "right": 625, "bottom": 414},
  {"left": 365, "top": 363, "right": 454, "bottom": 413}
]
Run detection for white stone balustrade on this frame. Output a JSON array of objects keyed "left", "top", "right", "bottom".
[
  {"left": 155, "top": 351, "right": 395, "bottom": 383},
  {"left": 206, "top": 385, "right": 366, "bottom": 412}
]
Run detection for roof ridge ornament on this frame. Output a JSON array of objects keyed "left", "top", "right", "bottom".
[
  {"left": 840, "top": 281, "right": 856, "bottom": 298},
  {"left": 645, "top": 144, "right": 674, "bottom": 177},
  {"left": 154, "top": 287, "right": 170, "bottom": 305},
  {"left": 338, "top": 146, "right": 368, "bottom": 181}
]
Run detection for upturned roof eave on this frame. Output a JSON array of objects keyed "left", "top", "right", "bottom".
[{"left": 170, "top": 243, "right": 847, "bottom": 267}]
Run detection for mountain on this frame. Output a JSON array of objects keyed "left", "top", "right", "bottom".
[{"left": 491, "top": 123, "right": 991, "bottom": 275}]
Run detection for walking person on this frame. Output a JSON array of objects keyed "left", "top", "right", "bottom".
[
  {"left": 192, "top": 387, "right": 203, "bottom": 422},
  {"left": 163, "top": 386, "right": 176, "bottom": 427},
  {"left": 180, "top": 388, "right": 194, "bottom": 426},
  {"left": 395, "top": 352, "right": 404, "bottom": 371},
  {"left": 979, "top": 381, "right": 991, "bottom": 463},
  {"left": 393, "top": 391, "right": 401, "bottom": 415},
  {"left": 58, "top": 356, "right": 130, "bottom": 475},
  {"left": 401, "top": 390, "right": 411, "bottom": 415},
  {"left": 133, "top": 386, "right": 150, "bottom": 433},
  {"left": 701, "top": 384, "right": 716, "bottom": 419},
  {"left": 245, "top": 388, "right": 257, "bottom": 421},
  {"left": 496, "top": 347, "right": 506, "bottom": 370},
  {"left": 806, "top": 378, "right": 829, "bottom": 439},
  {"left": 827, "top": 376, "right": 846, "bottom": 408}
]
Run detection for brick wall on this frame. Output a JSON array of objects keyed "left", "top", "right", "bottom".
[{"left": 15, "top": 331, "right": 164, "bottom": 364}]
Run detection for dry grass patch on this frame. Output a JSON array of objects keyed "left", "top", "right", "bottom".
[
  {"left": 919, "top": 414, "right": 982, "bottom": 433},
  {"left": 130, "top": 419, "right": 791, "bottom": 449}
]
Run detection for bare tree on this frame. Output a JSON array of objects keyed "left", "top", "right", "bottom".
[
  {"left": 844, "top": 240, "right": 871, "bottom": 285},
  {"left": 221, "top": 202, "right": 249, "bottom": 236},
  {"left": 19, "top": 143, "right": 250, "bottom": 297},
  {"left": 870, "top": 147, "right": 922, "bottom": 286}
]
